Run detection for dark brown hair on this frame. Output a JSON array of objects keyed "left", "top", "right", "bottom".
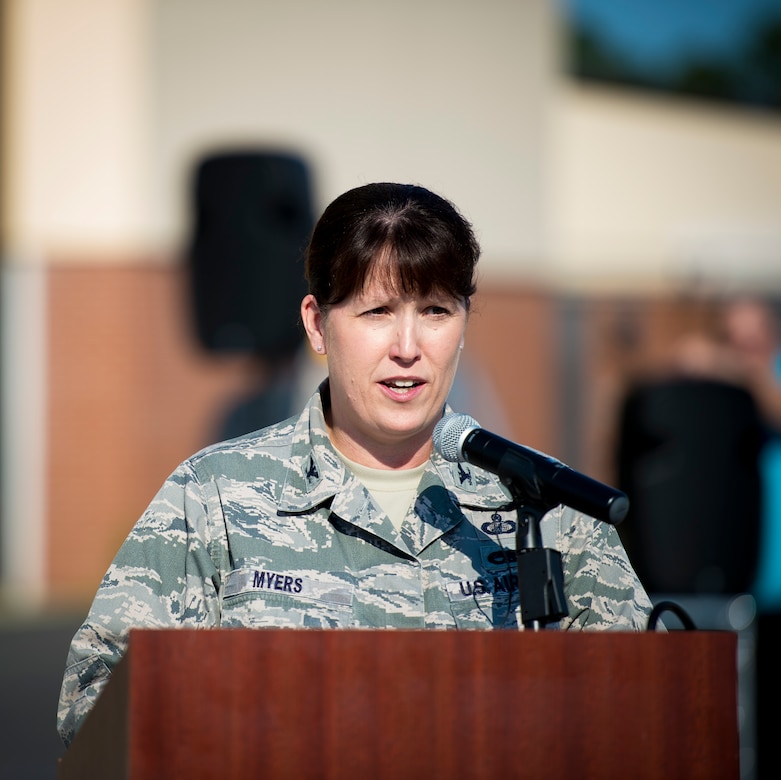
[{"left": 305, "top": 183, "right": 479, "bottom": 310}]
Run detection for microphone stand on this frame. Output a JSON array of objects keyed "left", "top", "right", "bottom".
[{"left": 496, "top": 454, "right": 567, "bottom": 630}]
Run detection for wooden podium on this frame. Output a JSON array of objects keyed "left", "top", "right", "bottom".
[{"left": 58, "top": 629, "right": 739, "bottom": 779}]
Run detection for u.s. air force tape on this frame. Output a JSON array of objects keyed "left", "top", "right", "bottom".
[
  {"left": 223, "top": 568, "right": 353, "bottom": 606},
  {"left": 446, "top": 571, "right": 519, "bottom": 602}
]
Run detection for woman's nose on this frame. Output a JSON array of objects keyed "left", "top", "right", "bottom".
[{"left": 390, "top": 316, "right": 421, "bottom": 362}]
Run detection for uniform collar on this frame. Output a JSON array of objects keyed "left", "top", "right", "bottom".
[
  {"left": 277, "top": 383, "right": 512, "bottom": 516},
  {"left": 277, "top": 380, "right": 345, "bottom": 513}
]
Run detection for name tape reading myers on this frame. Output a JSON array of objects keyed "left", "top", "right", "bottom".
[{"left": 224, "top": 568, "right": 354, "bottom": 606}]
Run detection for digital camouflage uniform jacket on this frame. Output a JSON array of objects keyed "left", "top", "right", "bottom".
[{"left": 57, "top": 383, "right": 652, "bottom": 746}]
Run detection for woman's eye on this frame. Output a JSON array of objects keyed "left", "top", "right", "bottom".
[{"left": 427, "top": 305, "right": 451, "bottom": 317}]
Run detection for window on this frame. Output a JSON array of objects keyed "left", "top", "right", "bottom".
[{"left": 562, "top": 0, "right": 781, "bottom": 112}]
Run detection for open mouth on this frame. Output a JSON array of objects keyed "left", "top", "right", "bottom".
[{"left": 382, "top": 379, "right": 422, "bottom": 394}]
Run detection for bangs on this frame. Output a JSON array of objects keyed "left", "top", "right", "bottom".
[
  {"left": 326, "top": 222, "right": 475, "bottom": 306},
  {"left": 306, "top": 183, "right": 479, "bottom": 310},
  {"left": 361, "top": 244, "right": 462, "bottom": 301}
]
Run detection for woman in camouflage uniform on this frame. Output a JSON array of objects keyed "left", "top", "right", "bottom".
[{"left": 58, "top": 183, "right": 652, "bottom": 747}]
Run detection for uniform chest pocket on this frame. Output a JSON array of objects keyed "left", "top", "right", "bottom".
[{"left": 221, "top": 567, "right": 355, "bottom": 628}]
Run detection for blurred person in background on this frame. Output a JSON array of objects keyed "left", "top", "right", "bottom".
[
  {"left": 672, "top": 294, "right": 781, "bottom": 779},
  {"left": 673, "top": 295, "right": 781, "bottom": 611}
]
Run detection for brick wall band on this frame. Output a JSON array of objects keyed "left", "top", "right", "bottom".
[{"left": 41, "top": 263, "right": 717, "bottom": 605}]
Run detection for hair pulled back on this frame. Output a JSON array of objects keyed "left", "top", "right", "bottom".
[{"left": 305, "top": 183, "right": 479, "bottom": 310}]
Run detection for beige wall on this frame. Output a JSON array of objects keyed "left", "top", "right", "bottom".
[
  {"left": 549, "top": 83, "right": 781, "bottom": 291},
  {"left": 146, "top": 0, "right": 558, "bottom": 269},
  {"left": 4, "top": 1, "right": 780, "bottom": 283},
  {"left": 3, "top": 0, "right": 559, "bottom": 269},
  {"left": 2, "top": 0, "right": 152, "bottom": 258}
]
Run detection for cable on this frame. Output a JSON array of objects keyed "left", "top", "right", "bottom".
[{"left": 647, "top": 600, "right": 697, "bottom": 631}]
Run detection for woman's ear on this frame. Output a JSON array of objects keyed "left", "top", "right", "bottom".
[{"left": 301, "top": 294, "right": 326, "bottom": 355}]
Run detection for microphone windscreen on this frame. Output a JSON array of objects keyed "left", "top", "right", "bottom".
[{"left": 433, "top": 413, "right": 479, "bottom": 462}]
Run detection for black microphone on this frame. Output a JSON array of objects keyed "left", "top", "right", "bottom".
[{"left": 433, "top": 413, "right": 629, "bottom": 525}]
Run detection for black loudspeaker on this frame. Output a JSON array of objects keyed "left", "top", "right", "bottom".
[
  {"left": 616, "top": 377, "right": 764, "bottom": 595},
  {"left": 187, "top": 151, "right": 314, "bottom": 357}
]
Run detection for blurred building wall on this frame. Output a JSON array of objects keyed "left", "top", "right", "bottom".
[
  {"left": 1, "top": 0, "right": 780, "bottom": 610},
  {"left": 549, "top": 83, "right": 781, "bottom": 290}
]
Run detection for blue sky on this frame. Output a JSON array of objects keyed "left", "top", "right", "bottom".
[{"left": 563, "top": 0, "right": 781, "bottom": 68}]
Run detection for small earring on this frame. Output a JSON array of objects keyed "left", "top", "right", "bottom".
[{"left": 316, "top": 345, "right": 323, "bottom": 353}]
